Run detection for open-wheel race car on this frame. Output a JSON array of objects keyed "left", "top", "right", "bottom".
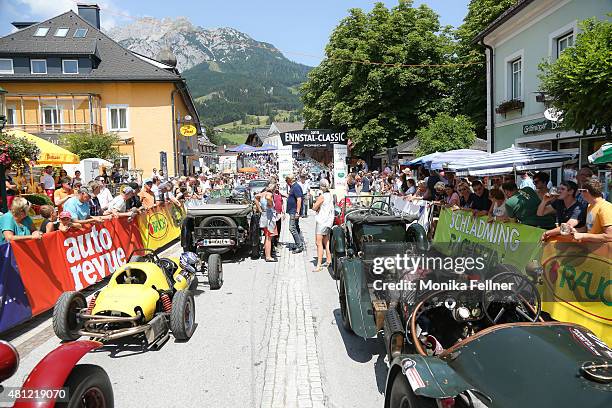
[
  {"left": 330, "top": 200, "right": 612, "bottom": 407},
  {"left": 181, "top": 198, "right": 261, "bottom": 261},
  {"left": 0, "top": 339, "right": 113, "bottom": 407},
  {"left": 52, "top": 249, "right": 206, "bottom": 347}
]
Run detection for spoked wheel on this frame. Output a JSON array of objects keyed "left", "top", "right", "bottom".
[
  {"left": 58, "top": 364, "right": 113, "bottom": 408},
  {"left": 207, "top": 253, "right": 223, "bottom": 290},
  {"left": 53, "top": 292, "right": 86, "bottom": 341},
  {"left": 170, "top": 290, "right": 196, "bottom": 340},
  {"left": 389, "top": 373, "right": 436, "bottom": 408},
  {"left": 338, "top": 274, "right": 352, "bottom": 333}
]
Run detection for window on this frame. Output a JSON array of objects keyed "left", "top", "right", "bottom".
[
  {"left": 557, "top": 32, "right": 574, "bottom": 57},
  {"left": 511, "top": 58, "right": 522, "bottom": 100},
  {"left": 0, "top": 58, "right": 13, "bottom": 74},
  {"left": 73, "top": 28, "right": 88, "bottom": 38},
  {"left": 6, "top": 105, "right": 17, "bottom": 125},
  {"left": 62, "top": 59, "right": 79, "bottom": 74},
  {"left": 54, "top": 28, "right": 69, "bottom": 37},
  {"left": 107, "top": 105, "right": 128, "bottom": 131},
  {"left": 30, "top": 59, "right": 47, "bottom": 74},
  {"left": 43, "top": 106, "right": 62, "bottom": 131},
  {"left": 33, "top": 27, "right": 49, "bottom": 37}
]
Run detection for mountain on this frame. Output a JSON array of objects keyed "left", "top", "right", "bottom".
[{"left": 107, "top": 17, "right": 311, "bottom": 125}]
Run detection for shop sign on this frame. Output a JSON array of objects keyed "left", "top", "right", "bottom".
[
  {"left": 522, "top": 120, "right": 560, "bottom": 135},
  {"left": 280, "top": 129, "right": 346, "bottom": 148},
  {"left": 180, "top": 124, "right": 198, "bottom": 137}
]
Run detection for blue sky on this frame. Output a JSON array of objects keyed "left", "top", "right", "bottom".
[{"left": 0, "top": 0, "right": 470, "bottom": 66}]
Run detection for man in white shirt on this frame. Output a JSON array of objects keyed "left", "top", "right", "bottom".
[
  {"left": 105, "top": 186, "right": 136, "bottom": 217},
  {"left": 199, "top": 174, "right": 211, "bottom": 195},
  {"left": 95, "top": 177, "right": 114, "bottom": 212},
  {"left": 298, "top": 174, "right": 311, "bottom": 217},
  {"left": 39, "top": 166, "right": 55, "bottom": 192}
]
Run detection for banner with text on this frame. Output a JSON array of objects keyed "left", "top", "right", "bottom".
[
  {"left": 333, "top": 144, "right": 348, "bottom": 199},
  {"left": 10, "top": 217, "right": 143, "bottom": 315},
  {"left": 280, "top": 129, "right": 347, "bottom": 148},
  {"left": 137, "top": 202, "right": 185, "bottom": 251}
]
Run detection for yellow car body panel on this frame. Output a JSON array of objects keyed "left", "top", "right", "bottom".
[{"left": 92, "top": 285, "right": 159, "bottom": 320}]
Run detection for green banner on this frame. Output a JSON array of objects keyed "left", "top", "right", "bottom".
[{"left": 433, "top": 208, "right": 545, "bottom": 271}]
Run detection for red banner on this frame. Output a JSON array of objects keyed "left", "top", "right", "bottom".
[{"left": 10, "top": 218, "right": 143, "bottom": 315}]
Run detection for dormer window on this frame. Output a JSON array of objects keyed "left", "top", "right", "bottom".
[
  {"left": 73, "top": 28, "right": 88, "bottom": 38},
  {"left": 33, "top": 27, "right": 49, "bottom": 37},
  {"left": 54, "top": 28, "right": 69, "bottom": 37},
  {"left": 62, "top": 59, "right": 79, "bottom": 74},
  {"left": 31, "top": 59, "right": 47, "bottom": 74}
]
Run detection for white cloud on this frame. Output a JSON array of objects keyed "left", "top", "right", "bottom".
[{"left": 13, "top": 0, "right": 132, "bottom": 30}]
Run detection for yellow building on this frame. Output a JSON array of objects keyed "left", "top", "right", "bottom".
[{"left": 0, "top": 4, "right": 202, "bottom": 176}]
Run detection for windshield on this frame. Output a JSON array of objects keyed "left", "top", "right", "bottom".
[
  {"left": 353, "top": 223, "right": 407, "bottom": 242},
  {"left": 249, "top": 180, "right": 268, "bottom": 189}
]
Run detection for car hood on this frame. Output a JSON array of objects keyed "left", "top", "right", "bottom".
[
  {"left": 444, "top": 323, "right": 612, "bottom": 407},
  {"left": 92, "top": 285, "right": 160, "bottom": 320}
]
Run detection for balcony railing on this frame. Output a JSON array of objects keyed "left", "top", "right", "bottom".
[{"left": 4, "top": 92, "right": 103, "bottom": 137}]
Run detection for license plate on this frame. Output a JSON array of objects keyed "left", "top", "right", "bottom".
[{"left": 199, "top": 239, "right": 231, "bottom": 246}]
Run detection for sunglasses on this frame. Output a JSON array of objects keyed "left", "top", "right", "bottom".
[{"left": 578, "top": 188, "right": 587, "bottom": 193}]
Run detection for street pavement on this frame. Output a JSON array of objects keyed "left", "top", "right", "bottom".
[{"left": 2, "top": 212, "right": 385, "bottom": 408}]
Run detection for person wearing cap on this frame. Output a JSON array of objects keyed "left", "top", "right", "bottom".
[
  {"left": 139, "top": 179, "right": 156, "bottom": 209},
  {"left": 105, "top": 186, "right": 137, "bottom": 217},
  {"left": 63, "top": 187, "right": 97, "bottom": 222},
  {"left": 126, "top": 183, "right": 146, "bottom": 212},
  {"left": 58, "top": 211, "right": 84, "bottom": 232},
  {"left": 285, "top": 174, "right": 304, "bottom": 253}
]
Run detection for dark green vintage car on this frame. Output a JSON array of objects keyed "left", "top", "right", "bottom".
[{"left": 330, "top": 199, "right": 612, "bottom": 407}]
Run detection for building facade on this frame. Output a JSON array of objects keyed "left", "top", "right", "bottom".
[
  {"left": 0, "top": 4, "right": 202, "bottom": 176},
  {"left": 477, "top": 0, "right": 610, "bottom": 180}
]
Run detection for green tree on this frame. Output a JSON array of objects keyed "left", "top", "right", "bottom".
[
  {"left": 453, "top": 0, "right": 516, "bottom": 138},
  {"left": 539, "top": 17, "right": 612, "bottom": 138},
  {"left": 60, "top": 132, "right": 120, "bottom": 160},
  {"left": 415, "top": 113, "right": 476, "bottom": 156},
  {"left": 301, "top": 1, "right": 454, "bottom": 154}
]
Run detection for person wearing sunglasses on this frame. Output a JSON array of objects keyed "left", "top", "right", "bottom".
[
  {"left": 571, "top": 178, "right": 612, "bottom": 243},
  {"left": 538, "top": 181, "right": 586, "bottom": 241}
]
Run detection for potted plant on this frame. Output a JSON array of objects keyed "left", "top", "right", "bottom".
[{"left": 495, "top": 99, "right": 525, "bottom": 114}]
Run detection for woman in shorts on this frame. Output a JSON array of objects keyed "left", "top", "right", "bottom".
[
  {"left": 312, "top": 179, "right": 334, "bottom": 272},
  {"left": 255, "top": 183, "right": 278, "bottom": 262}
]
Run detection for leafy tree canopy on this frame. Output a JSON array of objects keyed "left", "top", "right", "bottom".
[
  {"left": 61, "top": 132, "right": 120, "bottom": 161},
  {"left": 415, "top": 113, "right": 476, "bottom": 156},
  {"left": 301, "top": 0, "right": 455, "bottom": 155},
  {"left": 453, "top": 0, "right": 517, "bottom": 138},
  {"left": 539, "top": 17, "right": 612, "bottom": 138}
]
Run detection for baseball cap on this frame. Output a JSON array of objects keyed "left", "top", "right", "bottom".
[
  {"left": 123, "top": 186, "right": 135, "bottom": 195},
  {"left": 59, "top": 211, "right": 72, "bottom": 219},
  {"left": 143, "top": 178, "right": 153, "bottom": 184}
]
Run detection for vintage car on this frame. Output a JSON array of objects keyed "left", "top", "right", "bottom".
[
  {"left": 0, "top": 339, "right": 113, "bottom": 407},
  {"left": 182, "top": 198, "right": 261, "bottom": 260},
  {"left": 52, "top": 249, "right": 207, "bottom": 346},
  {"left": 331, "top": 203, "right": 612, "bottom": 407}
]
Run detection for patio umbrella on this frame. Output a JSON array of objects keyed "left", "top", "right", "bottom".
[
  {"left": 257, "top": 143, "right": 278, "bottom": 151},
  {"left": 588, "top": 143, "right": 612, "bottom": 165},
  {"left": 6, "top": 129, "right": 79, "bottom": 165},
  {"left": 405, "top": 151, "right": 441, "bottom": 166},
  {"left": 238, "top": 167, "right": 258, "bottom": 173},
  {"left": 227, "top": 144, "right": 256, "bottom": 153},
  {"left": 449, "top": 146, "right": 576, "bottom": 176},
  {"left": 426, "top": 149, "right": 489, "bottom": 170}
]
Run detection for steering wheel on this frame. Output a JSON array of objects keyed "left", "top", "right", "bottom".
[
  {"left": 482, "top": 272, "right": 541, "bottom": 324},
  {"left": 368, "top": 200, "right": 392, "bottom": 216}
]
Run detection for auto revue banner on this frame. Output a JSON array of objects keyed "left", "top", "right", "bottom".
[
  {"left": 433, "top": 208, "right": 544, "bottom": 270},
  {"left": 137, "top": 202, "right": 185, "bottom": 251},
  {"left": 10, "top": 217, "right": 143, "bottom": 315}
]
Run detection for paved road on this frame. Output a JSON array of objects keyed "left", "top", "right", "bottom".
[{"left": 2, "top": 213, "right": 385, "bottom": 408}]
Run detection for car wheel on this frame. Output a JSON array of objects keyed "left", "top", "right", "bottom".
[
  {"left": 53, "top": 292, "right": 86, "bottom": 341},
  {"left": 57, "top": 364, "right": 113, "bottom": 408},
  {"left": 170, "top": 290, "right": 196, "bottom": 340},
  {"left": 207, "top": 253, "right": 223, "bottom": 290},
  {"left": 338, "top": 274, "right": 353, "bottom": 333},
  {"left": 199, "top": 216, "right": 236, "bottom": 254},
  {"left": 389, "top": 372, "right": 436, "bottom": 408}
]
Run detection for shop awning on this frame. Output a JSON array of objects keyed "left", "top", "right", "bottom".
[
  {"left": 405, "top": 149, "right": 488, "bottom": 170},
  {"left": 449, "top": 146, "right": 576, "bottom": 176},
  {"left": 588, "top": 143, "right": 612, "bottom": 164},
  {"left": 6, "top": 129, "right": 79, "bottom": 165}
]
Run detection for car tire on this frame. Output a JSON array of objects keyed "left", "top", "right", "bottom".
[
  {"left": 199, "top": 216, "right": 236, "bottom": 254},
  {"left": 388, "top": 372, "right": 436, "bottom": 408},
  {"left": 207, "top": 253, "right": 223, "bottom": 290},
  {"left": 57, "top": 364, "right": 114, "bottom": 408},
  {"left": 338, "top": 274, "right": 353, "bottom": 333},
  {"left": 53, "top": 291, "right": 86, "bottom": 341},
  {"left": 170, "top": 290, "right": 196, "bottom": 340}
]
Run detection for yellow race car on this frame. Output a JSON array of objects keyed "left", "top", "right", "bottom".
[{"left": 52, "top": 249, "right": 219, "bottom": 348}]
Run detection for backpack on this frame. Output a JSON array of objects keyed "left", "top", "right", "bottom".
[{"left": 273, "top": 192, "right": 283, "bottom": 213}]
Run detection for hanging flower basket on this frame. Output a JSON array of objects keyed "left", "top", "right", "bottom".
[
  {"left": 0, "top": 133, "right": 40, "bottom": 171},
  {"left": 495, "top": 99, "right": 524, "bottom": 114}
]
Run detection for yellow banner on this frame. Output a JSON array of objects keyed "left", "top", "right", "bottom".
[{"left": 137, "top": 202, "right": 185, "bottom": 250}]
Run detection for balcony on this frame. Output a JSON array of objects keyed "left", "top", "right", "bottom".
[{"left": 4, "top": 92, "right": 103, "bottom": 143}]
